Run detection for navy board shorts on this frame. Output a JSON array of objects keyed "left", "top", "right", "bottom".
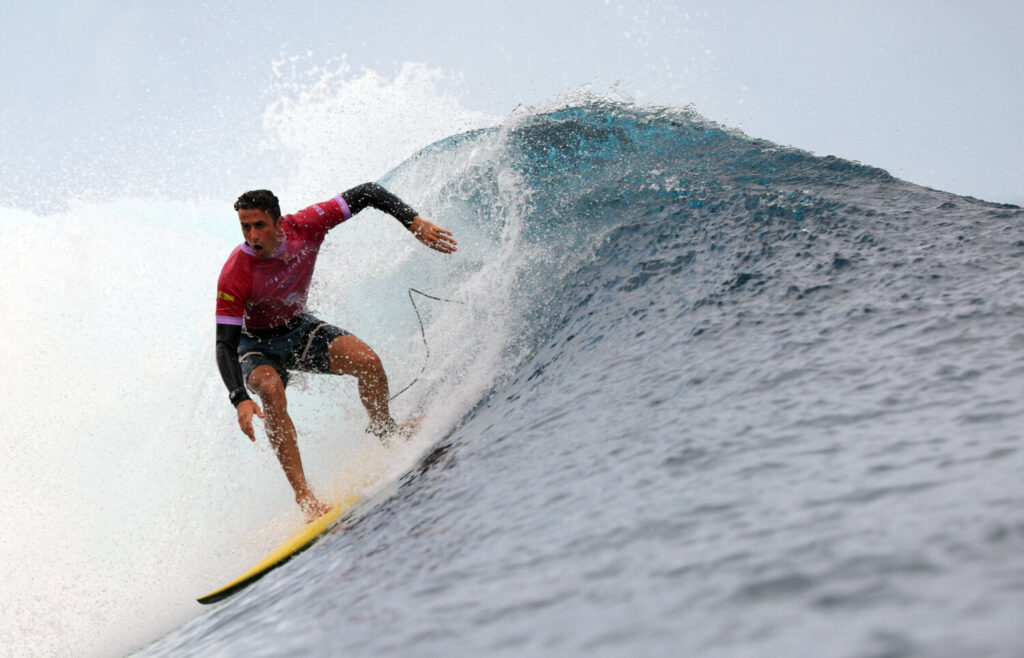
[{"left": 238, "top": 313, "right": 351, "bottom": 389}]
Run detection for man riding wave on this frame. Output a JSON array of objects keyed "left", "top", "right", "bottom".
[{"left": 215, "top": 184, "right": 457, "bottom": 521}]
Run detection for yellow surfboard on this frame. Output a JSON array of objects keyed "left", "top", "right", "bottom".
[
  {"left": 197, "top": 491, "right": 361, "bottom": 604},
  {"left": 198, "top": 418, "right": 423, "bottom": 604}
]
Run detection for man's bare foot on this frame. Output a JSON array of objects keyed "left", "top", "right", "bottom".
[
  {"left": 368, "top": 416, "right": 424, "bottom": 447},
  {"left": 299, "top": 497, "right": 332, "bottom": 523},
  {"left": 398, "top": 416, "right": 424, "bottom": 439}
]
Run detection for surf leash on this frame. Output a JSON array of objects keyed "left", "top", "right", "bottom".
[{"left": 389, "top": 288, "right": 464, "bottom": 401}]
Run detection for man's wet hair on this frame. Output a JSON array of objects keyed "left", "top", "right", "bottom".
[{"left": 234, "top": 190, "right": 281, "bottom": 221}]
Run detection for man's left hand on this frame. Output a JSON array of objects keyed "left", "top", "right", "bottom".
[{"left": 410, "top": 216, "right": 458, "bottom": 254}]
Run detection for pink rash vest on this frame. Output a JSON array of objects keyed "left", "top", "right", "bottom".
[{"left": 216, "top": 195, "right": 352, "bottom": 331}]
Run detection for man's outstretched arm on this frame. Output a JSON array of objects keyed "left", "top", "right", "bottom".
[{"left": 341, "top": 183, "right": 457, "bottom": 254}]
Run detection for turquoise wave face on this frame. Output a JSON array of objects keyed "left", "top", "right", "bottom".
[
  {"left": 376, "top": 100, "right": 917, "bottom": 388},
  {"left": 369, "top": 100, "right": 1023, "bottom": 451}
]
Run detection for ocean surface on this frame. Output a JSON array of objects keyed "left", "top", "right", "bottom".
[{"left": 3, "top": 99, "right": 1023, "bottom": 657}]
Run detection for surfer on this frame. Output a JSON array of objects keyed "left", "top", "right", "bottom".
[{"left": 215, "top": 184, "right": 457, "bottom": 521}]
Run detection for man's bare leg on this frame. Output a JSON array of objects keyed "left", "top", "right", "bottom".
[
  {"left": 248, "top": 365, "right": 332, "bottom": 522},
  {"left": 328, "top": 335, "right": 391, "bottom": 429}
]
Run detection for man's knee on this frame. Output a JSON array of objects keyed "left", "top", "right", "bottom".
[
  {"left": 354, "top": 349, "right": 383, "bottom": 375},
  {"left": 248, "top": 366, "right": 288, "bottom": 410},
  {"left": 329, "top": 336, "right": 384, "bottom": 377}
]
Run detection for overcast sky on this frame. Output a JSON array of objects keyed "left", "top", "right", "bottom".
[{"left": 1, "top": 0, "right": 1021, "bottom": 206}]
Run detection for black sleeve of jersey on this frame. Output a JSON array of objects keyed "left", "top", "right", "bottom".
[
  {"left": 341, "top": 183, "right": 418, "bottom": 228},
  {"left": 216, "top": 323, "right": 251, "bottom": 406}
]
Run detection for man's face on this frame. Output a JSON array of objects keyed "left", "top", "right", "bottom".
[{"left": 238, "top": 208, "right": 283, "bottom": 259}]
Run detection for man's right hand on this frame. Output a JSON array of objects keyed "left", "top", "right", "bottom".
[{"left": 236, "top": 399, "right": 264, "bottom": 442}]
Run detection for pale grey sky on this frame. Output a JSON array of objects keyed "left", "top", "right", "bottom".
[{"left": 1, "top": 0, "right": 1021, "bottom": 206}]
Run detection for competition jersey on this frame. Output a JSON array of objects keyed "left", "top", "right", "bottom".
[{"left": 216, "top": 196, "right": 352, "bottom": 330}]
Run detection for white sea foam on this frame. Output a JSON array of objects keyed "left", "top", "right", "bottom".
[{"left": 262, "top": 58, "right": 495, "bottom": 204}]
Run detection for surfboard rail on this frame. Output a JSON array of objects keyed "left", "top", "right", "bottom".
[
  {"left": 197, "top": 492, "right": 360, "bottom": 604},
  {"left": 198, "top": 417, "right": 423, "bottom": 604}
]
